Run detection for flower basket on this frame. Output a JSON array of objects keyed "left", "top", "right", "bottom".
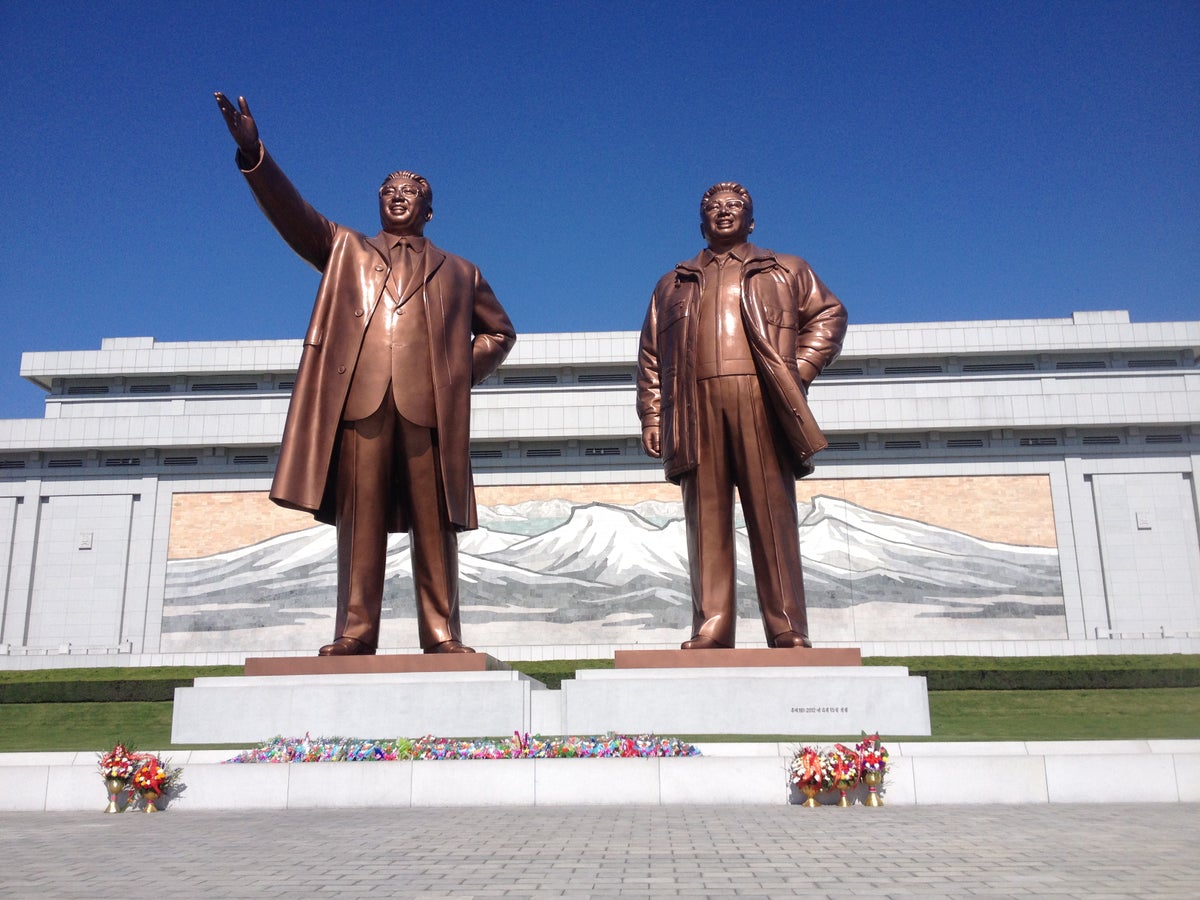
[
  {"left": 828, "top": 744, "right": 862, "bottom": 806},
  {"left": 97, "top": 743, "right": 135, "bottom": 813},
  {"left": 856, "top": 733, "right": 889, "bottom": 807},
  {"left": 787, "top": 746, "right": 829, "bottom": 807}
]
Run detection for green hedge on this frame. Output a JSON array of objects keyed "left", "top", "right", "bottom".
[
  {"left": 2, "top": 656, "right": 1197, "bottom": 701},
  {"left": 864, "top": 654, "right": 1200, "bottom": 672},
  {"left": 0, "top": 679, "right": 189, "bottom": 704},
  {"left": 917, "top": 668, "right": 1200, "bottom": 690},
  {"left": 511, "top": 655, "right": 1200, "bottom": 691},
  {"left": 0, "top": 666, "right": 242, "bottom": 704},
  {"left": 867, "top": 654, "right": 1200, "bottom": 690}
]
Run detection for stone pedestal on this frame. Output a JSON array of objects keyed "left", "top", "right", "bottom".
[
  {"left": 172, "top": 649, "right": 929, "bottom": 743},
  {"left": 560, "top": 658, "right": 930, "bottom": 736},
  {"left": 171, "top": 654, "right": 542, "bottom": 744}
]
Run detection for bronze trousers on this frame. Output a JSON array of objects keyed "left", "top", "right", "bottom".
[
  {"left": 680, "top": 375, "right": 809, "bottom": 646},
  {"left": 334, "top": 394, "right": 461, "bottom": 651}
]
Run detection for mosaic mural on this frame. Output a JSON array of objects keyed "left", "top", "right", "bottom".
[{"left": 161, "top": 477, "right": 1067, "bottom": 650}]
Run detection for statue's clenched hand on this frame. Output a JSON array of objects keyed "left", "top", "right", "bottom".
[{"left": 642, "top": 425, "right": 662, "bottom": 459}]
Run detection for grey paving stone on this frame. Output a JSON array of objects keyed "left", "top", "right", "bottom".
[{"left": 0, "top": 804, "right": 1196, "bottom": 898}]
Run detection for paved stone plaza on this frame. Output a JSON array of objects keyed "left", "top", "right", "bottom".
[{"left": 0, "top": 803, "right": 1196, "bottom": 898}]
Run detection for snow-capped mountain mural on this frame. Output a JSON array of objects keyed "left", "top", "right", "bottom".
[{"left": 161, "top": 495, "right": 1066, "bottom": 650}]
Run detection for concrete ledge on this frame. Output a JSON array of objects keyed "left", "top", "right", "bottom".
[
  {"left": 4, "top": 741, "right": 1197, "bottom": 811},
  {"left": 412, "top": 759, "right": 535, "bottom": 807},
  {"left": 910, "top": 755, "right": 1050, "bottom": 804},
  {"left": 1173, "top": 753, "right": 1200, "bottom": 801}
]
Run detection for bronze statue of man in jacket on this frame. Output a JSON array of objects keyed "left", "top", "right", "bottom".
[
  {"left": 637, "top": 183, "right": 846, "bottom": 649},
  {"left": 216, "top": 93, "right": 516, "bottom": 656}
]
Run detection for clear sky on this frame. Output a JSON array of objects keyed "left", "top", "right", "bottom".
[{"left": 1, "top": 0, "right": 1196, "bottom": 419}]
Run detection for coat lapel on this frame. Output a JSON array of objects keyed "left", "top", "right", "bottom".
[
  {"left": 364, "top": 234, "right": 392, "bottom": 314},
  {"left": 365, "top": 233, "right": 391, "bottom": 266}
]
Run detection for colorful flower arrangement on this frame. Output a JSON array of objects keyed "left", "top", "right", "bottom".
[
  {"left": 787, "top": 734, "right": 889, "bottom": 806},
  {"left": 787, "top": 745, "right": 831, "bottom": 792},
  {"left": 98, "top": 743, "right": 135, "bottom": 780},
  {"left": 858, "top": 733, "right": 889, "bottom": 773},
  {"left": 131, "top": 756, "right": 180, "bottom": 796},
  {"left": 225, "top": 732, "right": 702, "bottom": 763},
  {"left": 828, "top": 743, "right": 861, "bottom": 792},
  {"left": 98, "top": 743, "right": 182, "bottom": 812}
]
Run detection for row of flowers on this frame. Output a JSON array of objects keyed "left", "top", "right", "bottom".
[
  {"left": 788, "top": 734, "right": 888, "bottom": 805},
  {"left": 225, "top": 732, "right": 703, "bottom": 763}
]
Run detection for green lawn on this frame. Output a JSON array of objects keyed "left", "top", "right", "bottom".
[
  {"left": 0, "top": 701, "right": 175, "bottom": 752},
  {"left": 926, "top": 687, "right": 1200, "bottom": 741},
  {"left": 2, "top": 688, "right": 1197, "bottom": 752}
]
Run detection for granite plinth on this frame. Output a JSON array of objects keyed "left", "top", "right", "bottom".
[
  {"left": 560, "top": 666, "right": 931, "bottom": 736},
  {"left": 171, "top": 667, "right": 544, "bottom": 744},
  {"left": 175, "top": 648, "right": 926, "bottom": 742},
  {"left": 615, "top": 647, "right": 862, "bottom": 668}
]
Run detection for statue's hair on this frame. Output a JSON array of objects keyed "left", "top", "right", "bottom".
[
  {"left": 380, "top": 170, "right": 433, "bottom": 206},
  {"left": 700, "top": 182, "right": 753, "bottom": 216}
]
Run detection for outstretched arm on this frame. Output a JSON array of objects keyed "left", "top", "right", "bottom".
[
  {"left": 214, "top": 93, "right": 263, "bottom": 170},
  {"left": 213, "top": 91, "right": 334, "bottom": 271}
]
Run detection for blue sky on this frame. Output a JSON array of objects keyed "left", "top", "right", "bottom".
[{"left": 1, "top": 1, "right": 1196, "bottom": 419}]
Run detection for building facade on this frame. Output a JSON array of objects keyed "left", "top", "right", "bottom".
[{"left": 1, "top": 309, "right": 1198, "bottom": 665}]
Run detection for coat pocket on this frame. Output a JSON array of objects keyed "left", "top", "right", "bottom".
[
  {"left": 763, "top": 305, "right": 798, "bottom": 329},
  {"left": 659, "top": 297, "right": 689, "bottom": 332}
]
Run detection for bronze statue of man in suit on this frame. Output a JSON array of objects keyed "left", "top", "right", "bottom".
[
  {"left": 637, "top": 183, "right": 846, "bottom": 649},
  {"left": 216, "top": 94, "right": 516, "bottom": 656}
]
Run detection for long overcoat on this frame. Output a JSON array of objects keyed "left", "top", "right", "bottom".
[
  {"left": 240, "top": 148, "right": 516, "bottom": 530},
  {"left": 636, "top": 244, "right": 846, "bottom": 482}
]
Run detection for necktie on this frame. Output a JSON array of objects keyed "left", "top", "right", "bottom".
[{"left": 393, "top": 241, "right": 413, "bottom": 307}]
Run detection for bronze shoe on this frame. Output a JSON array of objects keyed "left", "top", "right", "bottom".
[
  {"left": 317, "top": 636, "right": 375, "bottom": 656},
  {"left": 425, "top": 639, "right": 476, "bottom": 654},
  {"left": 680, "top": 635, "right": 733, "bottom": 650},
  {"left": 770, "top": 631, "right": 812, "bottom": 649}
]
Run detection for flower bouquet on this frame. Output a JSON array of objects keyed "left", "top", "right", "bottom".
[
  {"left": 856, "top": 734, "right": 889, "bottom": 806},
  {"left": 828, "top": 744, "right": 861, "bottom": 807},
  {"left": 131, "top": 756, "right": 180, "bottom": 812},
  {"left": 98, "top": 743, "right": 135, "bottom": 813},
  {"left": 788, "top": 746, "right": 829, "bottom": 807}
]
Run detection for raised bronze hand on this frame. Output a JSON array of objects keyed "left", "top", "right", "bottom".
[{"left": 214, "top": 92, "right": 262, "bottom": 168}]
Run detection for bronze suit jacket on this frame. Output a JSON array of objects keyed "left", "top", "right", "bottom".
[
  {"left": 241, "top": 147, "right": 516, "bottom": 530},
  {"left": 637, "top": 244, "right": 846, "bottom": 482}
]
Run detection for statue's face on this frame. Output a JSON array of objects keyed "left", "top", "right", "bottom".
[
  {"left": 379, "top": 178, "right": 432, "bottom": 235},
  {"left": 700, "top": 190, "right": 753, "bottom": 249}
]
